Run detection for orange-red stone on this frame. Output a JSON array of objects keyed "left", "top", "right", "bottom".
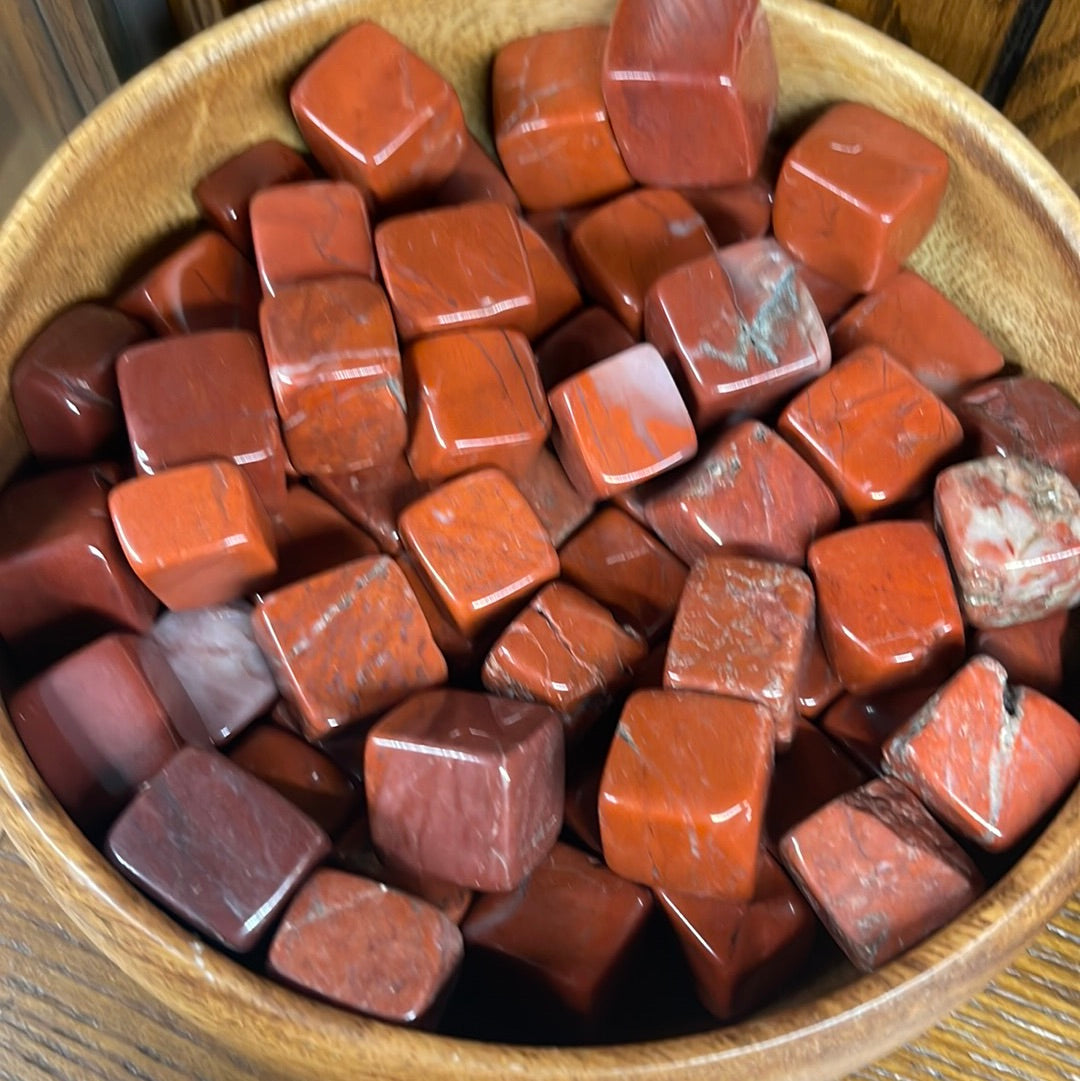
[
  {"left": 514, "top": 448, "right": 595, "bottom": 548},
  {"left": 429, "top": 134, "right": 521, "bottom": 210},
  {"left": 534, "top": 305, "right": 636, "bottom": 391},
  {"left": 599, "top": 689, "right": 773, "bottom": 898},
  {"left": 395, "top": 556, "right": 483, "bottom": 677},
  {"left": 773, "top": 103, "right": 949, "bottom": 294},
  {"left": 974, "top": 611, "right": 1069, "bottom": 696},
  {"left": 797, "top": 629, "right": 844, "bottom": 719},
  {"left": 517, "top": 221, "right": 582, "bottom": 340},
  {"left": 525, "top": 206, "right": 590, "bottom": 285}
]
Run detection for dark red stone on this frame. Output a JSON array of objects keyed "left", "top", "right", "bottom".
[
  {"left": 514, "top": 448, "right": 595, "bottom": 548},
  {"left": 518, "top": 221, "right": 582, "bottom": 340},
  {"left": 797, "top": 629, "right": 844, "bottom": 719},
  {"left": 974, "top": 611, "right": 1069, "bottom": 696},
  {"left": 534, "top": 305, "right": 636, "bottom": 391},
  {"left": 795, "top": 261, "right": 860, "bottom": 323},
  {"left": 395, "top": 556, "right": 483, "bottom": 677},
  {"left": 820, "top": 684, "right": 937, "bottom": 772},
  {"left": 524, "top": 207, "right": 590, "bottom": 286},
  {"left": 678, "top": 178, "right": 773, "bottom": 246},
  {"left": 430, "top": 134, "right": 521, "bottom": 210}
]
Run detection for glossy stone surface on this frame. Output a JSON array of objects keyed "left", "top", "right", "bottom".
[
  {"left": 525, "top": 206, "right": 590, "bottom": 284},
  {"left": 430, "top": 134, "right": 521, "bottom": 210},
  {"left": 518, "top": 221, "right": 582, "bottom": 340},
  {"left": 974, "top": 611, "right": 1069, "bottom": 696},
  {"left": 250, "top": 180, "right": 375, "bottom": 297},
  {"left": 884, "top": 656, "right": 1080, "bottom": 852},
  {"left": 797, "top": 629, "right": 844, "bottom": 719},
  {"left": 482, "top": 582, "right": 646, "bottom": 741},
  {"left": 829, "top": 270, "right": 1004, "bottom": 396},
  {"left": 395, "top": 556, "right": 481, "bottom": 677},
  {"left": 269, "top": 869, "right": 463, "bottom": 1022},
  {"left": 599, "top": 690, "right": 773, "bottom": 898},
  {"left": 570, "top": 189, "right": 716, "bottom": 335},
  {"left": 117, "top": 329, "right": 288, "bottom": 513},
  {"left": 645, "top": 240, "right": 829, "bottom": 425},
  {"left": 463, "top": 842, "right": 652, "bottom": 1023},
  {"left": 514, "top": 448, "right": 594, "bottom": 548},
  {"left": 665, "top": 556, "right": 815, "bottom": 747},
  {"left": 116, "top": 231, "right": 261, "bottom": 336},
  {"left": 11, "top": 302, "right": 145, "bottom": 461},
  {"left": 365, "top": 689, "right": 564, "bottom": 891},
  {"left": 289, "top": 21, "right": 465, "bottom": 204},
  {"left": 602, "top": 0, "right": 777, "bottom": 187},
  {"left": 820, "top": 684, "right": 936, "bottom": 772},
  {"left": 8, "top": 633, "right": 203, "bottom": 834},
  {"left": 779, "top": 778, "right": 983, "bottom": 972},
  {"left": 195, "top": 139, "right": 312, "bottom": 254},
  {"left": 559, "top": 506, "right": 687, "bottom": 642},
  {"left": 106, "top": 747, "right": 330, "bottom": 952},
  {"left": 795, "top": 261, "right": 859, "bottom": 323},
  {"left": 229, "top": 726, "right": 359, "bottom": 836},
  {"left": 935, "top": 456, "right": 1080, "bottom": 627},
  {"left": 109, "top": 461, "right": 277, "bottom": 611},
  {"left": 150, "top": 602, "right": 277, "bottom": 745},
  {"left": 563, "top": 755, "right": 605, "bottom": 855},
  {"left": 678, "top": 178, "right": 773, "bottom": 246},
  {"left": 399, "top": 469, "right": 559, "bottom": 636},
  {"left": 252, "top": 556, "right": 446, "bottom": 741},
  {"left": 534, "top": 306, "right": 636, "bottom": 391},
  {"left": 642, "top": 419, "right": 839, "bottom": 568},
  {"left": 405, "top": 329, "right": 550, "bottom": 482},
  {"left": 953, "top": 376, "right": 1080, "bottom": 487},
  {"left": 0, "top": 464, "right": 158, "bottom": 665},
  {"left": 375, "top": 202, "right": 536, "bottom": 339},
  {"left": 493, "top": 26, "right": 632, "bottom": 211},
  {"left": 549, "top": 343, "right": 697, "bottom": 500},
  {"left": 809, "top": 521, "right": 964, "bottom": 695},
  {"left": 656, "top": 850, "right": 815, "bottom": 1020},
  {"left": 259, "top": 276, "right": 407, "bottom": 475},
  {"left": 779, "top": 346, "right": 964, "bottom": 518}
]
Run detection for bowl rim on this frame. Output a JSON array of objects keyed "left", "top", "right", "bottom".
[{"left": 1, "top": 0, "right": 1079, "bottom": 1079}]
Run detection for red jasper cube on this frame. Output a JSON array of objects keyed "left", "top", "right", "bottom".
[
  {"left": 430, "top": 134, "right": 521, "bottom": 210},
  {"left": 260, "top": 276, "right": 407, "bottom": 475},
  {"left": 250, "top": 180, "right": 375, "bottom": 297},
  {"left": 514, "top": 448, "right": 594, "bottom": 548},
  {"left": 602, "top": 0, "right": 777, "bottom": 187},
  {"left": 778, "top": 778, "right": 983, "bottom": 972},
  {"left": 830, "top": 270, "right": 1003, "bottom": 396},
  {"left": 405, "top": 329, "right": 550, "bottom": 483},
  {"left": 974, "top": 611, "right": 1070, "bottom": 696},
  {"left": 534, "top": 306, "right": 636, "bottom": 391},
  {"left": 517, "top": 221, "right": 582, "bottom": 340},
  {"left": 117, "top": 329, "right": 288, "bottom": 513},
  {"left": 779, "top": 346, "right": 964, "bottom": 518},
  {"left": 645, "top": 240, "right": 830, "bottom": 426},
  {"left": 365, "top": 689, "right": 565, "bottom": 891},
  {"left": 252, "top": 556, "right": 447, "bottom": 741},
  {"left": 493, "top": 26, "right": 633, "bottom": 211},
  {"left": 289, "top": 21, "right": 465, "bottom": 204},
  {"left": 678, "top": 178, "right": 773, "bottom": 247},
  {"left": 773, "top": 103, "right": 949, "bottom": 294},
  {"left": 395, "top": 556, "right": 483, "bottom": 677},
  {"left": 821, "top": 684, "right": 937, "bottom": 772},
  {"left": 809, "top": 521, "right": 964, "bottom": 696},
  {"left": 375, "top": 202, "right": 536, "bottom": 340},
  {"left": 642, "top": 420, "right": 839, "bottom": 567},
  {"left": 796, "top": 260, "right": 860, "bottom": 323}
]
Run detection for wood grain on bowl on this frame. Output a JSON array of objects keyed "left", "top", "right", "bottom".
[{"left": 0, "top": 2, "right": 1078, "bottom": 1080}]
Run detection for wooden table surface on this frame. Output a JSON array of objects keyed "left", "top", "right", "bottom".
[{"left": 1, "top": 823, "right": 1077, "bottom": 1081}]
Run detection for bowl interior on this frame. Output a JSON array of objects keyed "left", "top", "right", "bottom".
[{"left": 0, "top": 1, "right": 1078, "bottom": 1079}]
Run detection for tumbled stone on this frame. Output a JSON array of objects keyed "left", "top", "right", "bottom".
[
  {"left": 252, "top": 556, "right": 446, "bottom": 741},
  {"left": 974, "top": 611, "right": 1069, "bottom": 696},
  {"left": 260, "top": 276, "right": 407, "bottom": 475},
  {"left": 935, "top": 456, "right": 1080, "bottom": 627},
  {"left": 656, "top": 850, "right": 815, "bottom": 1020},
  {"left": 514, "top": 448, "right": 595, "bottom": 548},
  {"left": 399, "top": 469, "right": 559, "bottom": 636},
  {"left": 773, "top": 102, "right": 949, "bottom": 293},
  {"left": 518, "top": 221, "right": 582, "bottom": 340},
  {"left": 525, "top": 206, "right": 590, "bottom": 284},
  {"left": 405, "top": 329, "right": 550, "bottom": 482},
  {"left": 395, "top": 556, "right": 482, "bottom": 677},
  {"left": 376, "top": 202, "right": 536, "bottom": 339},
  {"left": 559, "top": 506, "right": 687, "bottom": 642},
  {"left": 549, "top": 343, "right": 697, "bottom": 500},
  {"left": 534, "top": 306, "right": 636, "bottom": 390},
  {"left": 8, "top": 633, "right": 204, "bottom": 834},
  {"left": 0, "top": 464, "right": 158, "bottom": 666},
  {"left": 116, "top": 231, "right": 261, "bottom": 336},
  {"left": 365, "top": 689, "right": 564, "bottom": 891},
  {"left": 599, "top": 689, "right": 773, "bottom": 898},
  {"left": 602, "top": 0, "right": 777, "bottom": 187},
  {"left": 645, "top": 240, "right": 829, "bottom": 425},
  {"left": 797, "top": 630, "right": 844, "bottom": 719},
  {"left": 289, "top": 21, "right": 465, "bottom": 204},
  {"left": 678, "top": 178, "right": 773, "bottom": 246},
  {"left": 830, "top": 270, "right": 1004, "bottom": 396},
  {"left": 563, "top": 755, "right": 605, "bottom": 855},
  {"left": 11, "top": 303, "right": 145, "bottom": 461},
  {"left": 779, "top": 778, "right": 983, "bottom": 972},
  {"left": 883, "top": 656, "right": 1080, "bottom": 852},
  {"left": 250, "top": 180, "right": 375, "bottom": 297},
  {"left": 109, "top": 461, "right": 277, "bottom": 610},
  {"left": 117, "top": 329, "right": 288, "bottom": 513},
  {"left": 269, "top": 869, "right": 463, "bottom": 1022},
  {"left": 642, "top": 419, "right": 839, "bottom": 567},
  {"left": 195, "top": 139, "right": 312, "bottom": 254},
  {"left": 570, "top": 189, "right": 716, "bottom": 335},
  {"left": 493, "top": 26, "right": 633, "bottom": 211},
  {"left": 463, "top": 842, "right": 652, "bottom": 1024},
  {"left": 809, "top": 521, "right": 964, "bottom": 695},
  {"left": 106, "top": 747, "right": 329, "bottom": 952},
  {"left": 150, "top": 601, "right": 277, "bottom": 745},
  {"left": 665, "top": 555, "right": 815, "bottom": 747},
  {"left": 795, "top": 261, "right": 859, "bottom": 323},
  {"left": 779, "top": 346, "right": 964, "bottom": 518},
  {"left": 430, "top": 134, "right": 521, "bottom": 210},
  {"left": 820, "top": 684, "right": 936, "bottom": 772}
]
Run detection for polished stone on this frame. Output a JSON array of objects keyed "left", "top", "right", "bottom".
[
  {"left": 525, "top": 206, "right": 590, "bottom": 285},
  {"left": 430, "top": 134, "right": 521, "bottom": 210},
  {"left": 820, "top": 684, "right": 937, "bottom": 772},
  {"left": 518, "top": 220, "right": 582, "bottom": 340},
  {"left": 797, "top": 629, "right": 844, "bottom": 719},
  {"left": 534, "top": 305, "right": 636, "bottom": 391},
  {"left": 974, "top": 611, "right": 1069, "bottom": 696},
  {"left": 514, "top": 448, "right": 595, "bottom": 548},
  {"left": 795, "top": 261, "right": 859, "bottom": 323},
  {"left": 678, "top": 178, "right": 773, "bottom": 246},
  {"left": 395, "top": 556, "right": 482, "bottom": 677}
]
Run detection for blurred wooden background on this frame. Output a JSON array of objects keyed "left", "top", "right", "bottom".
[{"left": 1, "top": 0, "right": 1078, "bottom": 213}]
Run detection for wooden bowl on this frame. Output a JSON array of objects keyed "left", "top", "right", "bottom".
[{"left": 0, "top": 1, "right": 1078, "bottom": 1078}]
